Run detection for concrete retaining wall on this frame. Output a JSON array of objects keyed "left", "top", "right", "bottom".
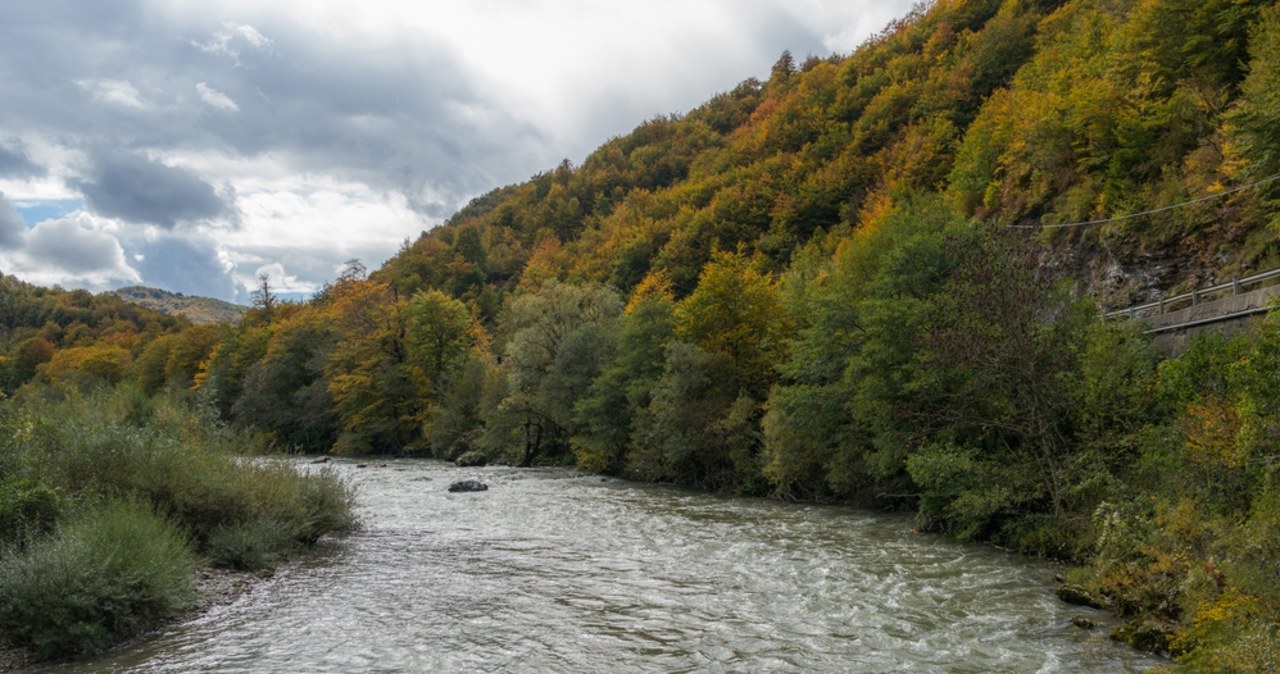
[{"left": 1145, "top": 285, "right": 1280, "bottom": 355}]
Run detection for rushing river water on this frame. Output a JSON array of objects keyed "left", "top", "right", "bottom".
[{"left": 33, "top": 459, "right": 1164, "bottom": 673}]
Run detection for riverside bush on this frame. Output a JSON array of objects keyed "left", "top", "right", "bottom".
[
  {"left": 0, "top": 384, "right": 357, "bottom": 661},
  {"left": 0, "top": 498, "right": 196, "bottom": 659},
  {"left": 1, "top": 385, "right": 356, "bottom": 569}
]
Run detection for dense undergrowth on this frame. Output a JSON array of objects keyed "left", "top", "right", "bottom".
[{"left": 0, "top": 385, "right": 356, "bottom": 661}]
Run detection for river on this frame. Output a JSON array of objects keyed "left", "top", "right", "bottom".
[{"left": 32, "top": 459, "right": 1163, "bottom": 673}]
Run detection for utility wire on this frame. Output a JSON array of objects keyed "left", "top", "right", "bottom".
[{"left": 1003, "top": 173, "right": 1280, "bottom": 229}]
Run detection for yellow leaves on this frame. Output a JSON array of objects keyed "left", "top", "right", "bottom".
[
  {"left": 624, "top": 270, "right": 673, "bottom": 315},
  {"left": 38, "top": 345, "right": 132, "bottom": 385},
  {"left": 675, "top": 250, "right": 788, "bottom": 396},
  {"left": 1182, "top": 397, "right": 1248, "bottom": 469},
  {"left": 517, "top": 237, "right": 567, "bottom": 293},
  {"left": 1175, "top": 587, "right": 1280, "bottom": 673},
  {"left": 854, "top": 190, "right": 896, "bottom": 233},
  {"left": 572, "top": 443, "right": 614, "bottom": 474}
]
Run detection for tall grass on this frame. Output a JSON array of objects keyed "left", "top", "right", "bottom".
[{"left": 0, "top": 383, "right": 357, "bottom": 660}]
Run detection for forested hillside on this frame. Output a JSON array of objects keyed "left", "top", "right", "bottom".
[
  {"left": 9, "top": 0, "right": 1280, "bottom": 668},
  {"left": 111, "top": 286, "right": 248, "bottom": 325}
]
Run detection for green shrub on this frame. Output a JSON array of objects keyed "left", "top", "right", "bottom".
[
  {"left": 0, "top": 386, "right": 357, "bottom": 661},
  {"left": 1, "top": 387, "right": 356, "bottom": 568},
  {"left": 202, "top": 465, "right": 355, "bottom": 570},
  {"left": 205, "top": 517, "right": 297, "bottom": 571},
  {"left": 0, "top": 478, "right": 60, "bottom": 547},
  {"left": 0, "top": 498, "right": 196, "bottom": 660}
]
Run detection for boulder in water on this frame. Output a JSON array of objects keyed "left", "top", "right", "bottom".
[
  {"left": 1056, "top": 584, "right": 1109, "bottom": 610},
  {"left": 448, "top": 479, "right": 489, "bottom": 493},
  {"left": 454, "top": 451, "right": 488, "bottom": 467}
]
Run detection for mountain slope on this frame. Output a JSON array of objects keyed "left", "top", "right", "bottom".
[
  {"left": 379, "top": 0, "right": 1277, "bottom": 313},
  {"left": 111, "top": 286, "right": 247, "bottom": 325}
]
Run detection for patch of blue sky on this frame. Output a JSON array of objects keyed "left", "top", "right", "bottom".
[
  {"left": 276, "top": 291, "right": 314, "bottom": 304},
  {"left": 14, "top": 199, "right": 84, "bottom": 226}
]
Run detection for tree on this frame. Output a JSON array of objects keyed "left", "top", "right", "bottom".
[
  {"left": 487, "top": 282, "right": 622, "bottom": 466},
  {"left": 629, "top": 342, "right": 760, "bottom": 491},
  {"left": 403, "top": 290, "right": 473, "bottom": 400},
  {"left": 250, "top": 273, "right": 278, "bottom": 318},
  {"left": 906, "top": 231, "right": 1095, "bottom": 547},
  {"left": 39, "top": 345, "right": 131, "bottom": 386},
  {"left": 763, "top": 194, "right": 966, "bottom": 501},
  {"left": 771, "top": 50, "right": 797, "bottom": 83},
  {"left": 324, "top": 277, "right": 417, "bottom": 454},
  {"left": 233, "top": 306, "right": 339, "bottom": 451},
  {"left": 674, "top": 250, "right": 789, "bottom": 399},
  {"left": 572, "top": 274, "right": 676, "bottom": 473}
]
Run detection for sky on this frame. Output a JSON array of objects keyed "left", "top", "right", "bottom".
[{"left": 0, "top": 0, "right": 916, "bottom": 303}]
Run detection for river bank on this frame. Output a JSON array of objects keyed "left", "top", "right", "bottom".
[{"left": 0, "top": 566, "right": 262, "bottom": 673}]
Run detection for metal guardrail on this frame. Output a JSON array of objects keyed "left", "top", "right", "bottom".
[{"left": 1104, "top": 267, "right": 1280, "bottom": 321}]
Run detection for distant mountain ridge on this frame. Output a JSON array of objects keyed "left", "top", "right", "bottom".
[{"left": 110, "top": 286, "right": 246, "bottom": 324}]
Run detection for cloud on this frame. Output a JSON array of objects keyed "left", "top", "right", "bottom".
[
  {"left": 0, "top": 142, "right": 45, "bottom": 178},
  {"left": 26, "top": 218, "right": 130, "bottom": 274},
  {"left": 69, "top": 150, "right": 231, "bottom": 228},
  {"left": 196, "top": 82, "right": 240, "bottom": 111},
  {"left": 128, "top": 232, "right": 239, "bottom": 299},
  {"left": 193, "top": 22, "right": 272, "bottom": 64},
  {"left": 0, "top": 193, "right": 25, "bottom": 248},
  {"left": 0, "top": 212, "right": 141, "bottom": 289},
  {"left": 76, "top": 79, "right": 148, "bottom": 109}
]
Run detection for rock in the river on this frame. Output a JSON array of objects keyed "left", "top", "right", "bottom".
[
  {"left": 310, "top": 456, "right": 331, "bottom": 464},
  {"left": 1056, "top": 584, "right": 1109, "bottom": 610},
  {"left": 448, "top": 479, "right": 489, "bottom": 493},
  {"left": 1071, "top": 615, "right": 1095, "bottom": 629},
  {"left": 454, "top": 451, "right": 488, "bottom": 467}
]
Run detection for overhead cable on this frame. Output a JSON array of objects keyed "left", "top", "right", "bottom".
[{"left": 1003, "top": 173, "right": 1280, "bottom": 229}]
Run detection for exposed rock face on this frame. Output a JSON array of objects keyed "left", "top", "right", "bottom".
[
  {"left": 454, "top": 451, "right": 488, "bottom": 467},
  {"left": 448, "top": 479, "right": 488, "bottom": 493}
]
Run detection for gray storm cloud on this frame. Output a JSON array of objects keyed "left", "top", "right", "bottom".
[
  {"left": 25, "top": 217, "right": 136, "bottom": 278},
  {"left": 131, "top": 234, "right": 239, "bottom": 300},
  {"left": 0, "top": 193, "right": 26, "bottom": 248},
  {"left": 70, "top": 151, "right": 231, "bottom": 229},
  {"left": 0, "top": 143, "right": 46, "bottom": 178}
]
